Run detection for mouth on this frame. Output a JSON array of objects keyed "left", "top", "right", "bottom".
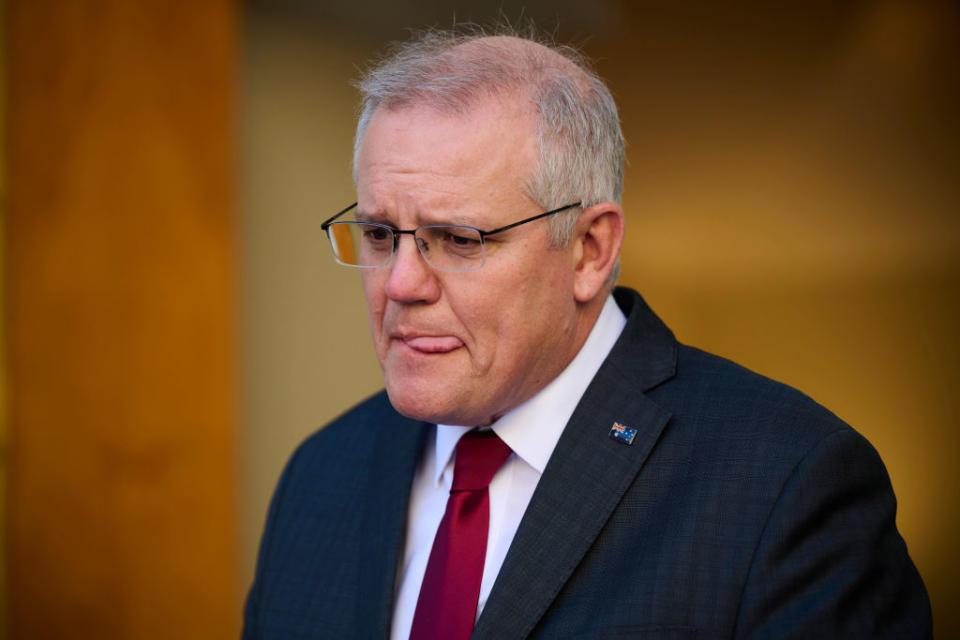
[{"left": 394, "top": 334, "right": 464, "bottom": 354}]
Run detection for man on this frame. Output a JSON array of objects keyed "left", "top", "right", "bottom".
[{"left": 244, "top": 28, "right": 931, "bottom": 639}]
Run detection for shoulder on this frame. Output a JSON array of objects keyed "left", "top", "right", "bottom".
[
  {"left": 282, "top": 390, "right": 415, "bottom": 481},
  {"left": 658, "top": 343, "right": 851, "bottom": 450},
  {"left": 301, "top": 389, "right": 403, "bottom": 450},
  {"left": 245, "top": 391, "right": 431, "bottom": 637},
  {"left": 642, "top": 346, "right": 930, "bottom": 633},
  {"left": 637, "top": 342, "right": 875, "bottom": 512},
  {"left": 253, "top": 389, "right": 427, "bottom": 563}
]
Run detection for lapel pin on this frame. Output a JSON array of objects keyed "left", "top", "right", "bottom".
[{"left": 609, "top": 422, "right": 638, "bottom": 445}]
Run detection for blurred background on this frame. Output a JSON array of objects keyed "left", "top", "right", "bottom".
[{"left": 3, "top": 0, "right": 958, "bottom": 637}]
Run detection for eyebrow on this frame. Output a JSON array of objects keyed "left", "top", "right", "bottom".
[
  {"left": 355, "top": 208, "right": 482, "bottom": 229},
  {"left": 354, "top": 209, "right": 392, "bottom": 225},
  {"left": 417, "top": 205, "right": 489, "bottom": 228},
  {"left": 434, "top": 214, "right": 485, "bottom": 228}
]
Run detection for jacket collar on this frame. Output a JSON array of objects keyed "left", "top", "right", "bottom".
[{"left": 472, "top": 287, "right": 677, "bottom": 639}]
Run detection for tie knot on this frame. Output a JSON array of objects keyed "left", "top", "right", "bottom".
[{"left": 451, "top": 430, "right": 512, "bottom": 492}]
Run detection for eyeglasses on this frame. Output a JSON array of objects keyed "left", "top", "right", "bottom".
[{"left": 321, "top": 202, "right": 581, "bottom": 272}]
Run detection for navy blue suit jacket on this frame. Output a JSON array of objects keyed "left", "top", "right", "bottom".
[{"left": 245, "top": 287, "right": 931, "bottom": 638}]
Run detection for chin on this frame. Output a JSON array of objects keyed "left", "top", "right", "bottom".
[
  {"left": 383, "top": 378, "right": 477, "bottom": 426},
  {"left": 385, "top": 380, "right": 449, "bottom": 424}
]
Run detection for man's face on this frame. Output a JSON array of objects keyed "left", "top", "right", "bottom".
[{"left": 355, "top": 99, "right": 585, "bottom": 426}]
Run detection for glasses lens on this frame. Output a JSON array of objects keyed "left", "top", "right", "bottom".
[
  {"left": 327, "top": 222, "right": 394, "bottom": 267},
  {"left": 416, "top": 226, "right": 485, "bottom": 272}
]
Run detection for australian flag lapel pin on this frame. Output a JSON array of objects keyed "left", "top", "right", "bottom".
[{"left": 609, "top": 422, "right": 638, "bottom": 445}]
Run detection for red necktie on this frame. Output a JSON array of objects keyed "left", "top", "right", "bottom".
[{"left": 409, "top": 429, "right": 512, "bottom": 640}]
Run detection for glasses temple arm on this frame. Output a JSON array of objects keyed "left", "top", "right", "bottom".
[
  {"left": 321, "top": 202, "right": 359, "bottom": 229},
  {"left": 479, "top": 202, "right": 581, "bottom": 237}
]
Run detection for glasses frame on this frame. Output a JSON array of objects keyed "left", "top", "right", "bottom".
[{"left": 320, "top": 201, "right": 582, "bottom": 271}]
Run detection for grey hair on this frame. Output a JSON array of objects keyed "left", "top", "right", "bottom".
[{"left": 352, "top": 26, "right": 625, "bottom": 262}]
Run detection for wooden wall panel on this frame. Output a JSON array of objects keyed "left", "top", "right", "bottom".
[
  {"left": 1, "top": 0, "right": 9, "bottom": 633},
  {"left": 6, "top": 2, "right": 239, "bottom": 638}
]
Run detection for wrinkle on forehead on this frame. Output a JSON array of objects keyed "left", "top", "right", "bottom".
[
  {"left": 363, "top": 96, "right": 537, "bottom": 179},
  {"left": 356, "top": 98, "right": 539, "bottom": 228}
]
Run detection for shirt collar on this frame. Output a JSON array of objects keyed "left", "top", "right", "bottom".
[{"left": 433, "top": 294, "right": 626, "bottom": 484}]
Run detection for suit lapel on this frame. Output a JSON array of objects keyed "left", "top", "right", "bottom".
[
  {"left": 354, "top": 414, "right": 430, "bottom": 639},
  {"left": 473, "top": 289, "right": 677, "bottom": 639}
]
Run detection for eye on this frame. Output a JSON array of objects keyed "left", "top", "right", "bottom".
[
  {"left": 438, "top": 228, "right": 483, "bottom": 260},
  {"left": 446, "top": 231, "right": 480, "bottom": 246},
  {"left": 362, "top": 226, "right": 392, "bottom": 242}
]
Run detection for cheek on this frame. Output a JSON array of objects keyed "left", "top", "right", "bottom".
[
  {"left": 361, "top": 275, "right": 387, "bottom": 329},
  {"left": 470, "top": 287, "right": 538, "bottom": 347}
]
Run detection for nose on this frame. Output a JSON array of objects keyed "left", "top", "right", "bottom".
[{"left": 383, "top": 233, "right": 441, "bottom": 304}]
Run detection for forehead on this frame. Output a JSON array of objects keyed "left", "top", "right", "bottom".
[{"left": 355, "top": 99, "right": 538, "bottom": 222}]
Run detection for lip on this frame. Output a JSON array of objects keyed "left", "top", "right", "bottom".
[{"left": 392, "top": 332, "right": 464, "bottom": 354}]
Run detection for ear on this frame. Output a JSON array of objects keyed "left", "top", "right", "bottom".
[{"left": 571, "top": 202, "right": 625, "bottom": 303}]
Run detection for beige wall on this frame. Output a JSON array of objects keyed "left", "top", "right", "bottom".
[
  {"left": 241, "top": 2, "right": 959, "bottom": 635},
  {"left": 240, "top": 10, "right": 384, "bottom": 595}
]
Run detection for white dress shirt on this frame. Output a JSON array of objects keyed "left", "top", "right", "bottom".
[{"left": 390, "top": 295, "right": 627, "bottom": 639}]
